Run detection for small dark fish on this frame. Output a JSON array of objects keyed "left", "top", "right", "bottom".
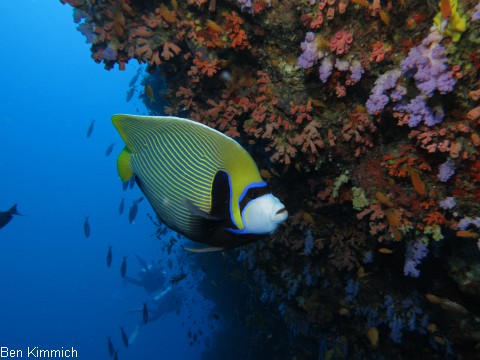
[
  {"left": 170, "top": 273, "right": 186, "bottom": 285},
  {"left": 83, "top": 216, "right": 90, "bottom": 238},
  {"left": 129, "top": 203, "right": 138, "bottom": 224},
  {"left": 193, "top": 333, "right": 197, "bottom": 342},
  {"left": 129, "top": 68, "right": 141, "bottom": 87},
  {"left": 187, "top": 331, "right": 191, "bottom": 338},
  {"left": 120, "top": 326, "right": 129, "bottom": 348},
  {"left": 136, "top": 196, "right": 144, "bottom": 204},
  {"left": 86, "top": 119, "right": 95, "bottom": 138},
  {"left": 106, "top": 246, "right": 113, "bottom": 268},
  {"left": 107, "top": 336, "right": 114, "bottom": 357},
  {"left": 0, "top": 204, "right": 21, "bottom": 230},
  {"left": 129, "top": 176, "right": 136, "bottom": 189},
  {"left": 105, "top": 143, "right": 115, "bottom": 157},
  {"left": 158, "top": 226, "right": 168, "bottom": 236},
  {"left": 121, "top": 256, "right": 127, "bottom": 278},
  {"left": 118, "top": 198, "right": 125, "bottom": 215},
  {"left": 142, "top": 302, "right": 148, "bottom": 324},
  {"left": 213, "top": 313, "right": 220, "bottom": 320},
  {"left": 122, "top": 181, "right": 128, "bottom": 191},
  {"left": 126, "top": 87, "right": 135, "bottom": 102}
]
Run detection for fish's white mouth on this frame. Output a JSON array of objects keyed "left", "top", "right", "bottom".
[
  {"left": 241, "top": 194, "right": 288, "bottom": 234},
  {"left": 272, "top": 206, "right": 288, "bottom": 226}
]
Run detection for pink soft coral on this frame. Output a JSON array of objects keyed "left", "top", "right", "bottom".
[{"left": 329, "top": 30, "right": 353, "bottom": 55}]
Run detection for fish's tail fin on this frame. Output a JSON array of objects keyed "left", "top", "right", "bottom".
[{"left": 8, "top": 204, "right": 21, "bottom": 216}]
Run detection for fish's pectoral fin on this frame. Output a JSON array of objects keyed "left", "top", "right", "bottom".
[
  {"left": 181, "top": 198, "right": 221, "bottom": 221},
  {"left": 183, "top": 245, "right": 225, "bottom": 253},
  {"left": 117, "top": 146, "right": 134, "bottom": 182}
]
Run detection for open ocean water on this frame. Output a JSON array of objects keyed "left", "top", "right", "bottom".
[
  {"left": 0, "top": 2, "right": 213, "bottom": 359},
  {"left": 5, "top": 1, "right": 480, "bottom": 360}
]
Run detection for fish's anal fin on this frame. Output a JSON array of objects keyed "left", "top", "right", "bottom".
[
  {"left": 181, "top": 198, "right": 220, "bottom": 221},
  {"left": 117, "top": 147, "right": 134, "bottom": 182},
  {"left": 183, "top": 246, "right": 225, "bottom": 253}
]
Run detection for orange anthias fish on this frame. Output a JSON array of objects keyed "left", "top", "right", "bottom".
[
  {"left": 145, "top": 84, "right": 156, "bottom": 103},
  {"left": 384, "top": 208, "right": 401, "bottom": 227},
  {"left": 367, "top": 327, "right": 379, "bottom": 347},
  {"left": 440, "top": 0, "right": 452, "bottom": 19},
  {"left": 456, "top": 230, "right": 478, "bottom": 238},
  {"left": 409, "top": 169, "right": 426, "bottom": 195},
  {"left": 379, "top": 10, "right": 390, "bottom": 26},
  {"left": 375, "top": 192, "right": 394, "bottom": 207},
  {"left": 207, "top": 20, "right": 224, "bottom": 34}
]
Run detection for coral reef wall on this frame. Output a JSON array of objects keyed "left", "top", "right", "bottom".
[{"left": 62, "top": 0, "right": 480, "bottom": 358}]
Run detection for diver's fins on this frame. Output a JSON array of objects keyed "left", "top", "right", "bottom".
[
  {"left": 153, "top": 286, "right": 172, "bottom": 302},
  {"left": 128, "top": 322, "right": 142, "bottom": 345},
  {"left": 135, "top": 254, "right": 148, "bottom": 269}
]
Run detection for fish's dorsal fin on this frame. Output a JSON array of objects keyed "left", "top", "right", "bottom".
[
  {"left": 113, "top": 115, "right": 207, "bottom": 182},
  {"left": 112, "top": 114, "right": 215, "bottom": 153}
]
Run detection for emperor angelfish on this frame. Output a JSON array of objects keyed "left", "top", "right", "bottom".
[{"left": 112, "top": 114, "right": 288, "bottom": 250}]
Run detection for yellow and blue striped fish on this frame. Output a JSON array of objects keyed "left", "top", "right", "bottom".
[{"left": 112, "top": 114, "right": 288, "bottom": 251}]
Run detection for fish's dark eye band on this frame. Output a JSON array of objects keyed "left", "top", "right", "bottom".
[{"left": 239, "top": 185, "right": 271, "bottom": 212}]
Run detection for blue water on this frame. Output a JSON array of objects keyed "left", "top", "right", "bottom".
[{"left": 0, "top": 2, "right": 214, "bottom": 359}]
